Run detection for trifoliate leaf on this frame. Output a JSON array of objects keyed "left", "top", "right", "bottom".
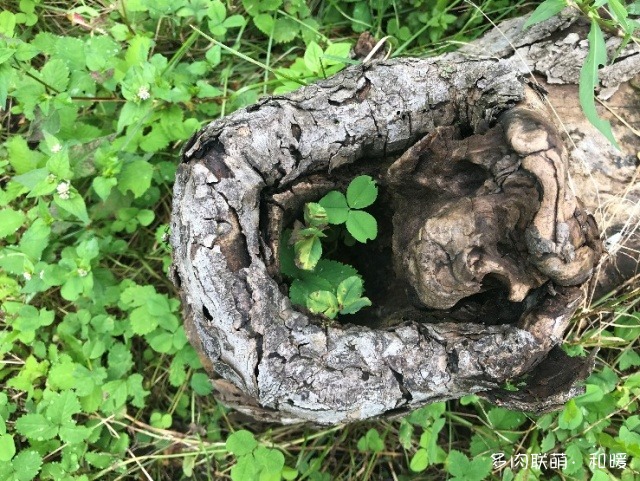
[
  {"left": 254, "top": 446, "right": 285, "bottom": 474},
  {"left": 307, "top": 290, "right": 339, "bottom": 319},
  {"left": 226, "top": 430, "right": 257, "bottom": 456},
  {"left": 346, "top": 175, "right": 378, "bottom": 209},
  {"left": 346, "top": 210, "right": 377, "bottom": 243},
  {"left": 319, "top": 191, "right": 349, "bottom": 224}
]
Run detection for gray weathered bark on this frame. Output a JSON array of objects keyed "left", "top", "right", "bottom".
[{"left": 170, "top": 9, "right": 640, "bottom": 425}]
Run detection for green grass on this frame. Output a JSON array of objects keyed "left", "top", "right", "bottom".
[{"left": 0, "top": 1, "right": 638, "bottom": 480}]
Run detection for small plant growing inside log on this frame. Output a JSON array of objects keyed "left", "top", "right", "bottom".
[{"left": 280, "top": 175, "right": 378, "bottom": 319}]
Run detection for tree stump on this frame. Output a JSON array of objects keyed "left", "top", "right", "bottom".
[{"left": 169, "top": 10, "right": 640, "bottom": 425}]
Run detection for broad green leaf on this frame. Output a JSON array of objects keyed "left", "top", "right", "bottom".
[
  {"left": 289, "top": 276, "right": 333, "bottom": 306},
  {"left": 0, "top": 48, "right": 14, "bottom": 65},
  {"left": 15, "top": 413, "right": 58, "bottom": 440},
  {"left": 6, "top": 136, "right": 43, "bottom": 174},
  {"left": 92, "top": 176, "right": 117, "bottom": 201},
  {"left": 281, "top": 467, "right": 298, "bottom": 480},
  {"left": 0, "top": 208, "right": 25, "bottom": 238},
  {"left": 540, "top": 432, "right": 556, "bottom": 452},
  {"left": 85, "top": 36, "right": 120, "bottom": 71},
  {"left": 253, "top": 13, "right": 274, "bottom": 35},
  {"left": 346, "top": 210, "right": 377, "bottom": 243},
  {"left": 19, "top": 219, "right": 50, "bottom": 261},
  {"left": 346, "top": 175, "right": 378, "bottom": 209},
  {"left": 608, "top": 0, "right": 630, "bottom": 32},
  {"left": 46, "top": 390, "right": 81, "bottom": 426},
  {"left": 523, "top": 0, "right": 567, "bottom": 29},
  {"left": 307, "top": 290, "right": 339, "bottom": 318},
  {"left": 563, "top": 443, "right": 583, "bottom": 474},
  {"left": 0, "top": 11, "right": 16, "bottom": 37},
  {"left": 361, "top": 428, "right": 384, "bottom": 453},
  {"left": 336, "top": 276, "right": 371, "bottom": 314},
  {"left": 319, "top": 191, "right": 349, "bottom": 224},
  {"left": 313, "top": 260, "right": 358, "bottom": 286},
  {"left": 118, "top": 160, "right": 154, "bottom": 198},
  {"left": 0, "top": 433, "right": 15, "bottom": 461},
  {"left": 226, "top": 430, "right": 258, "bottom": 456},
  {"left": 191, "top": 372, "right": 213, "bottom": 395},
  {"left": 324, "top": 43, "right": 353, "bottom": 64},
  {"left": 410, "top": 448, "right": 429, "bottom": 472},
  {"left": 223, "top": 15, "right": 246, "bottom": 28},
  {"left": 130, "top": 306, "right": 158, "bottom": 335},
  {"left": 398, "top": 419, "right": 414, "bottom": 450},
  {"left": 294, "top": 235, "right": 322, "bottom": 270},
  {"left": 339, "top": 297, "right": 371, "bottom": 315},
  {"left": 11, "top": 450, "right": 42, "bottom": 481},
  {"left": 77, "top": 238, "right": 99, "bottom": 261},
  {"left": 272, "top": 17, "right": 299, "bottom": 44},
  {"left": 40, "top": 59, "right": 70, "bottom": 91},
  {"left": 575, "top": 383, "right": 604, "bottom": 405},
  {"left": 54, "top": 192, "right": 90, "bottom": 224},
  {"left": 117, "top": 101, "right": 148, "bottom": 132},
  {"left": 579, "top": 22, "right": 619, "bottom": 148},
  {"left": 487, "top": 407, "right": 527, "bottom": 430},
  {"left": 231, "top": 454, "right": 258, "bottom": 481},
  {"left": 336, "top": 275, "right": 364, "bottom": 304},
  {"left": 125, "top": 35, "right": 154, "bottom": 67},
  {"left": 446, "top": 450, "right": 492, "bottom": 481},
  {"left": 558, "top": 399, "right": 583, "bottom": 430},
  {"left": 254, "top": 446, "right": 285, "bottom": 474},
  {"left": 304, "top": 41, "right": 323, "bottom": 74},
  {"left": 58, "top": 423, "right": 91, "bottom": 444},
  {"left": 304, "top": 202, "right": 328, "bottom": 227},
  {"left": 147, "top": 330, "right": 174, "bottom": 352},
  {"left": 619, "top": 349, "right": 640, "bottom": 370}
]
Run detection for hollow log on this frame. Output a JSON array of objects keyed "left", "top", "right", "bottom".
[{"left": 170, "top": 9, "right": 640, "bottom": 425}]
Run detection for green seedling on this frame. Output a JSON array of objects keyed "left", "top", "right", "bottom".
[{"left": 281, "top": 175, "right": 378, "bottom": 319}]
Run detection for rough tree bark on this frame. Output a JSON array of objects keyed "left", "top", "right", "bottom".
[{"left": 169, "top": 9, "right": 640, "bottom": 425}]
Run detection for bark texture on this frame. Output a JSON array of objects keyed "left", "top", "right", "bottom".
[{"left": 170, "top": 10, "right": 640, "bottom": 425}]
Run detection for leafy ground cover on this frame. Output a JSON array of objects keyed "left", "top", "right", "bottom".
[{"left": 0, "top": 0, "right": 638, "bottom": 480}]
